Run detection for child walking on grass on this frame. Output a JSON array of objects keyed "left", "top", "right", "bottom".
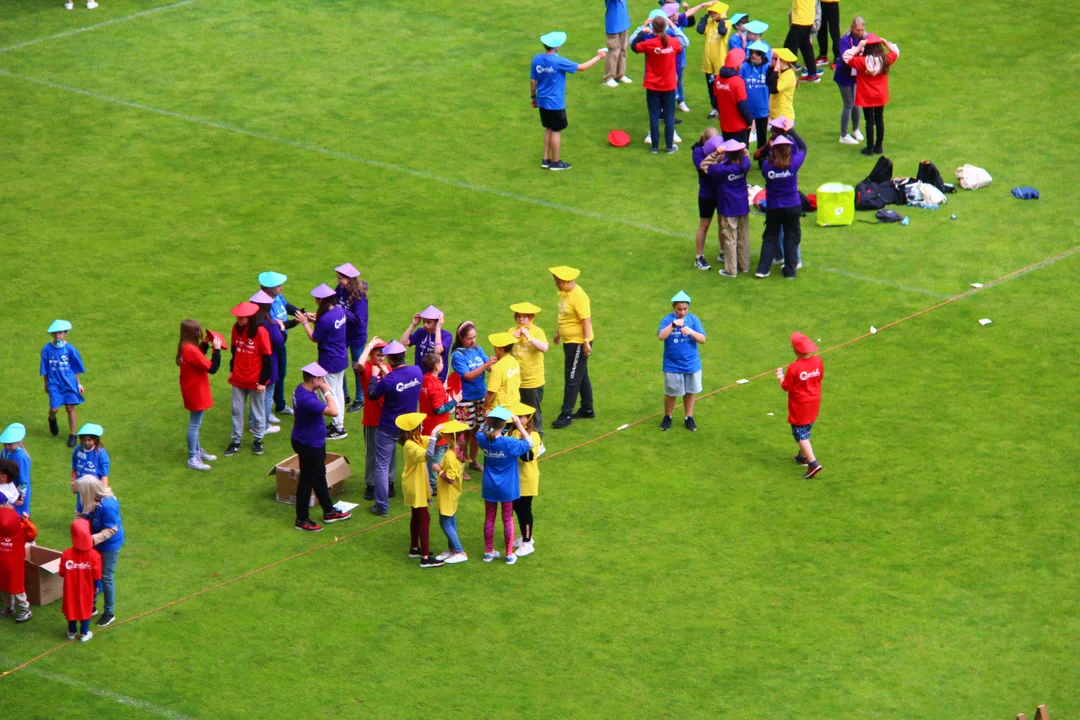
[
  {"left": 509, "top": 403, "right": 543, "bottom": 557},
  {"left": 41, "top": 319, "right": 86, "bottom": 448},
  {"left": 429, "top": 420, "right": 470, "bottom": 564},
  {"left": 60, "top": 519, "right": 101, "bottom": 642},
  {"left": 776, "top": 333, "right": 824, "bottom": 479}
]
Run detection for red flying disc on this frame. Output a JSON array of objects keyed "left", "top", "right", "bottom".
[
  {"left": 608, "top": 130, "right": 631, "bottom": 147},
  {"left": 445, "top": 372, "right": 462, "bottom": 397}
]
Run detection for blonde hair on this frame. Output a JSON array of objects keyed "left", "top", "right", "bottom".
[{"left": 74, "top": 475, "right": 114, "bottom": 515}]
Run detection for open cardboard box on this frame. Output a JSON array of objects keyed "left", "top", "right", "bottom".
[
  {"left": 25, "top": 544, "right": 64, "bottom": 606},
  {"left": 268, "top": 453, "right": 351, "bottom": 506}
]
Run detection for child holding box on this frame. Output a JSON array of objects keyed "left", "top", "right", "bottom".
[{"left": 0, "top": 506, "right": 38, "bottom": 623}]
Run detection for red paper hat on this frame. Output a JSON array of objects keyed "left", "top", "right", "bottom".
[
  {"left": 608, "top": 130, "right": 631, "bottom": 147},
  {"left": 790, "top": 332, "right": 818, "bottom": 354},
  {"left": 230, "top": 301, "right": 259, "bottom": 318},
  {"left": 865, "top": 33, "right": 882, "bottom": 44}
]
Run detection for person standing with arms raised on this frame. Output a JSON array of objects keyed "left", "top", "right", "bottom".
[
  {"left": 295, "top": 284, "right": 349, "bottom": 440},
  {"left": 531, "top": 32, "right": 607, "bottom": 171},
  {"left": 290, "top": 362, "right": 352, "bottom": 532},
  {"left": 367, "top": 340, "right": 423, "bottom": 517},
  {"left": 549, "top": 267, "right": 594, "bottom": 429}
]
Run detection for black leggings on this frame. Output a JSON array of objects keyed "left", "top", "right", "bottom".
[
  {"left": 817, "top": 2, "right": 841, "bottom": 59},
  {"left": 410, "top": 506, "right": 431, "bottom": 556},
  {"left": 753, "top": 117, "right": 769, "bottom": 149},
  {"left": 784, "top": 24, "right": 818, "bottom": 76},
  {"left": 757, "top": 206, "right": 802, "bottom": 278},
  {"left": 863, "top": 105, "right": 885, "bottom": 149},
  {"left": 513, "top": 496, "right": 534, "bottom": 541},
  {"left": 291, "top": 438, "right": 335, "bottom": 523}
]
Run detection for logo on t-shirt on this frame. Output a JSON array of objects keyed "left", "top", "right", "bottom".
[
  {"left": 535, "top": 64, "right": 556, "bottom": 74},
  {"left": 64, "top": 560, "right": 92, "bottom": 570},
  {"left": 396, "top": 378, "right": 421, "bottom": 392},
  {"left": 799, "top": 368, "right": 822, "bottom": 381},
  {"left": 334, "top": 316, "right": 347, "bottom": 330},
  {"left": 767, "top": 169, "right": 793, "bottom": 179}
]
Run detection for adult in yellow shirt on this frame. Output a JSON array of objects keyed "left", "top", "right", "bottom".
[
  {"left": 507, "top": 302, "right": 549, "bottom": 430},
  {"left": 784, "top": 0, "right": 821, "bottom": 82},
  {"left": 769, "top": 47, "right": 799, "bottom": 123},
  {"left": 395, "top": 413, "right": 443, "bottom": 568},
  {"left": 549, "top": 266, "right": 594, "bottom": 429},
  {"left": 484, "top": 332, "right": 521, "bottom": 411}
]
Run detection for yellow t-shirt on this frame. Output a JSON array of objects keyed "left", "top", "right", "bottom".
[
  {"left": 557, "top": 285, "right": 593, "bottom": 344},
  {"left": 770, "top": 68, "right": 796, "bottom": 122},
  {"left": 486, "top": 354, "right": 521, "bottom": 408},
  {"left": 402, "top": 436, "right": 431, "bottom": 509},
  {"left": 700, "top": 15, "right": 728, "bottom": 74},
  {"left": 515, "top": 430, "right": 543, "bottom": 497},
  {"left": 507, "top": 323, "right": 547, "bottom": 389},
  {"left": 436, "top": 449, "right": 464, "bottom": 517},
  {"left": 791, "top": 0, "right": 814, "bottom": 26}
]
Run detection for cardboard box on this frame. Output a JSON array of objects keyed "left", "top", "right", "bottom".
[
  {"left": 269, "top": 453, "right": 351, "bottom": 506},
  {"left": 24, "top": 544, "right": 63, "bottom": 606}
]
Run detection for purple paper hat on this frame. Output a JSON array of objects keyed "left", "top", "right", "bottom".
[
  {"left": 249, "top": 290, "right": 274, "bottom": 304},
  {"left": 302, "top": 362, "right": 328, "bottom": 377},
  {"left": 768, "top": 116, "right": 793, "bottom": 131},
  {"left": 335, "top": 262, "right": 361, "bottom": 278},
  {"left": 720, "top": 139, "right": 746, "bottom": 152},
  {"left": 310, "top": 283, "right": 336, "bottom": 299},
  {"left": 703, "top": 136, "right": 724, "bottom": 155},
  {"left": 771, "top": 135, "right": 794, "bottom": 146},
  {"left": 418, "top": 305, "right": 442, "bottom": 320},
  {"left": 382, "top": 340, "right": 407, "bottom": 355},
  {"left": 662, "top": 2, "right": 679, "bottom": 15}
]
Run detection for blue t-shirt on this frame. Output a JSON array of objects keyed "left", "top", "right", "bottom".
[
  {"left": 409, "top": 328, "right": 452, "bottom": 381},
  {"left": 1, "top": 447, "right": 31, "bottom": 516},
  {"left": 40, "top": 342, "right": 85, "bottom": 392},
  {"left": 477, "top": 432, "right": 534, "bottom": 502},
  {"left": 72, "top": 445, "right": 110, "bottom": 479},
  {"left": 450, "top": 347, "right": 490, "bottom": 402},
  {"left": 76, "top": 495, "right": 125, "bottom": 552},
  {"left": 740, "top": 59, "right": 771, "bottom": 119},
  {"left": 312, "top": 305, "right": 349, "bottom": 373},
  {"left": 530, "top": 53, "right": 578, "bottom": 111},
  {"left": 605, "top": 0, "right": 631, "bottom": 35},
  {"left": 291, "top": 385, "right": 328, "bottom": 448},
  {"left": 269, "top": 294, "right": 290, "bottom": 338},
  {"left": 659, "top": 312, "right": 705, "bottom": 373}
]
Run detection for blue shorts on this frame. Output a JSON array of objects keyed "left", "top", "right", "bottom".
[
  {"left": 48, "top": 387, "right": 83, "bottom": 409},
  {"left": 791, "top": 423, "right": 814, "bottom": 442}
]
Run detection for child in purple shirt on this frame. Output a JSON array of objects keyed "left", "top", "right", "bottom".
[
  {"left": 755, "top": 133, "right": 807, "bottom": 280},
  {"left": 701, "top": 138, "right": 752, "bottom": 277},
  {"left": 401, "top": 306, "right": 452, "bottom": 381},
  {"left": 691, "top": 127, "right": 720, "bottom": 271},
  {"left": 295, "top": 284, "right": 349, "bottom": 440}
]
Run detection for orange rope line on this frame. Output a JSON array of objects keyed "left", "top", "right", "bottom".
[{"left": 4, "top": 244, "right": 1077, "bottom": 680}]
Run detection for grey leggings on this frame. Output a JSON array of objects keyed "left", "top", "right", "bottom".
[{"left": 839, "top": 83, "right": 861, "bottom": 136}]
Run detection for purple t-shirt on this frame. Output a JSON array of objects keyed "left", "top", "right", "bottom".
[
  {"left": 692, "top": 144, "right": 714, "bottom": 198},
  {"left": 312, "top": 305, "right": 349, "bottom": 373},
  {"left": 833, "top": 33, "right": 859, "bottom": 87},
  {"left": 370, "top": 365, "right": 423, "bottom": 432},
  {"left": 335, "top": 285, "right": 369, "bottom": 348},
  {"left": 291, "top": 385, "right": 328, "bottom": 447},
  {"left": 761, "top": 150, "right": 806, "bottom": 209},
  {"left": 408, "top": 328, "right": 452, "bottom": 381},
  {"left": 261, "top": 320, "right": 285, "bottom": 383},
  {"left": 707, "top": 155, "right": 751, "bottom": 217}
]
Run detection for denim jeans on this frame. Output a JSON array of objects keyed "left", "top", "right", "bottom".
[
  {"left": 645, "top": 89, "right": 676, "bottom": 150},
  {"left": 773, "top": 226, "right": 803, "bottom": 266},
  {"left": 98, "top": 549, "right": 120, "bottom": 615},
  {"left": 372, "top": 427, "right": 398, "bottom": 511},
  {"left": 68, "top": 619, "right": 92, "bottom": 635},
  {"left": 676, "top": 65, "right": 685, "bottom": 102},
  {"left": 439, "top": 513, "right": 463, "bottom": 553},
  {"left": 248, "top": 381, "right": 276, "bottom": 428},
  {"left": 187, "top": 410, "right": 204, "bottom": 458},
  {"left": 364, "top": 425, "right": 394, "bottom": 489},
  {"left": 427, "top": 443, "right": 447, "bottom": 493},
  {"left": 341, "top": 344, "right": 364, "bottom": 403}
]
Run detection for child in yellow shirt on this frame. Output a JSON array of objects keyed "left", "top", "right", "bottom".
[
  {"left": 484, "top": 332, "right": 521, "bottom": 412},
  {"left": 429, "top": 420, "right": 470, "bottom": 564},
  {"left": 509, "top": 402, "right": 544, "bottom": 557},
  {"left": 396, "top": 413, "right": 443, "bottom": 568}
]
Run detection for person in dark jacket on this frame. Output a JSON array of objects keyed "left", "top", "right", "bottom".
[
  {"left": 691, "top": 128, "right": 721, "bottom": 270},
  {"left": 755, "top": 133, "right": 807, "bottom": 279},
  {"left": 701, "top": 138, "right": 751, "bottom": 276}
]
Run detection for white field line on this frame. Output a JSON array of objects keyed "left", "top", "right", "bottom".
[
  {"left": 0, "top": 0, "right": 197, "bottom": 54},
  {"left": 0, "top": 655, "right": 192, "bottom": 719},
  {"left": 811, "top": 265, "right": 953, "bottom": 299},
  {"left": 990, "top": 245, "right": 1080, "bottom": 285}
]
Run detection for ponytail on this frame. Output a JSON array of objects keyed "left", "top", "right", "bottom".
[{"left": 651, "top": 17, "right": 668, "bottom": 47}]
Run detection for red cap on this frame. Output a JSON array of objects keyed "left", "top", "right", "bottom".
[
  {"left": 230, "top": 301, "right": 259, "bottom": 318},
  {"left": 864, "top": 33, "right": 882, "bottom": 44},
  {"left": 608, "top": 130, "right": 631, "bottom": 147},
  {"left": 790, "top": 332, "right": 818, "bottom": 354}
]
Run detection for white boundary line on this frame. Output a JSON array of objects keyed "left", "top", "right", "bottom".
[
  {"left": 0, "top": 0, "right": 197, "bottom": 54},
  {"left": 0, "top": 655, "right": 192, "bottom": 719},
  {"left": 811, "top": 265, "right": 953, "bottom": 299}
]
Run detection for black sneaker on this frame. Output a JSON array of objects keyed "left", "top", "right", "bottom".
[
  {"left": 48, "top": 416, "right": 59, "bottom": 436},
  {"left": 252, "top": 440, "right": 264, "bottom": 456},
  {"left": 408, "top": 547, "right": 423, "bottom": 558},
  {"left": 684, "top": 417, "right": 698, "bottom": 432},
  {"left": 96, "top": 612, "right": 116, "bottom": 627},
  {"left": 347, "top": 400, "right": 364, "bottom": 413},
  {"left": 694, "top": 256, "right": 712, "bottom": 271},
  {"left": 860, "top": 146, "right": 874, "bottom": 156},
  {"left": 388, "top": 482, "right": 396, "bottom": 498},
  {"left": 420, "top": 555, "right": 445, "bottom": 568},
  {"left": 650, "top": 147, "right": 659, "bottom": 154},
  {"left": 295, "top": 520, "right": 323, "bottom": 532},
  {"left": 666, "top": 145, "right": 679, "bottom": 154},
  {"left": 344, "top": 394, "right": 351, "bottom": 405},
  {"left": 326, "top": 426, "right": 348, "bottom": 441},
  {"left": 541, "top": 158, "right": 551, "bottom": 169},
  {"left": 323, "top": 509, "right": 351, "bottom": 523},
  {"left": 659, "top": 415, "right": 672, "bottom": 431},
  {"left": 224, "top": 442, "right": 240, "bottom": 457},
  {"left": 571, "top": 408, "right": 595, "bottom": 420},
  {"left": 794, "top": 454, "right": 809, "bottom": 466},
  {"left": 370, "top": 504, "right": 388, "bottom": 517},
  {"left": 804, "top": 462, "right": 823, "bottom": 479},
  {"left": 873, "top": 145, "right": 883, "bottom": 155},
  {"left": 673, "top": 117, "right": 683, "bottom": 124},
  {"left": 363, "top": 486, "right": 375, "bottom": 501},
  {"left": 549, "top": 160, "right": 572, "bottom": 171},
  {"left": 551, "top": 414, "right": 572, "bottom": 429},
  {"left": 66, "top": 433, "right": 77, "bottom": 448}
]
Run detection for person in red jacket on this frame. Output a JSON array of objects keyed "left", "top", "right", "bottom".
[
  {"left": 713, "top": 48, "right": 751, "bottom": 143},
  {"left": 225, "top": 301, "right": 273, "bottom": 457},
  {"left": 0, "top": 506, "right": 38, "bottom": 623},
  {"left": 632, "top": 15, "right": 683, "bottom": 154},
  {"left": 775, "top": 332, "right": 824, "bottom": 479},
  {"left": 59, "top": 518, "right": 102, "bottom": 642},
  {"left": 419, "top": 353, "right": 461, "bottom": 497},
  {"left": 842, "top": 33, "right": 899, "bottom": 156},
  {"left": 177, "top": 319, "right": 223, "bottom": 472}
]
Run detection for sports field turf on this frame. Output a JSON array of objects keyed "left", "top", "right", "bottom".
[{"left": 1, "top": 0, "right": 1078, "bottom": 717}]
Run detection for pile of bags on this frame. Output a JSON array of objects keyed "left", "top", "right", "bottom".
[{"left": 855, "top": 158, "right": 957, "bottom": 210}]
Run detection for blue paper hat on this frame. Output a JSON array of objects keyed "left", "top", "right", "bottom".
[
  {"left": 77, "top": 423, "right": 104, "bottom": 437},
  {"left": 0, "top": 423, "right": 26, "bottom": 444},
  {"left": 647, "top": 8, "right": 667, "bottom": 19},
  {"left": 670, "top": 291, "right": 692, "bottom": 304},
  {"left": 729, "top": 12, "right": 748, "bottom": 26},
  {"left": 540, "top": 31, "right": 567, "bottom": 48},
  {"left": 487, "top": 406, "right": 513, "bottom": 422},
  {"left": 743, "top": 20, "right": 768, "bottom": 34},
  {"left": 47, "top": 319, "right": 72, "bottom": 334},
  {"left": 258, "top": 271, "right": 287, "bottom": 288},
  {"left": 747, "top": 40, "right": 770, "bottom": 54}
]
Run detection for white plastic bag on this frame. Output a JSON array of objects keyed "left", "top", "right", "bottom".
[{"left": 956, "top": 164, "right": 992, "bottom": 190}]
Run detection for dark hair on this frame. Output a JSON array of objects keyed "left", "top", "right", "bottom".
[
  {"left": 315, "top": 295, "right": 336, "bottom": 321},
  {"left": 651, "top": 17, "right": 668, "bottom": 47},
  {"left": 177, "top": 319, "right": 203, "bottom": 366},
  {"left": 0, "top": 458, "right": 19, "bottom": 482},
  {"left": 302, "top": 371, "right": 315, "bottom": 382},
  {"left": 421, "top": 353, "right": 442, "bottom": 373},
  {"left": 252, "top": 305, "right": 270, "bottom": 329},
  {"left": 770, "top": 143, "right": 793, "bottom": 170},
  {"left": 233, "top": 319, "right": 253, "bottom": 341},
  {"left": 451, "top": 321, "right": 476, "bottom": 354},
  {"left": 864, "top": 42, "right": 893, "bottom": 74},
  {"left": 397, "top": 427, "right": 423, "bottom": 446},
  {"left": 482, "top": 417, "right": 506, "bottom": 442},
  {"left": 386, "top": 353, "right": 406, "bottom": 368},
  {"left": 541, "top": 43, "right": 554, "bottom": 52},
  {"left": 78, "top": 435, "right": 105, "bottom": 449}
]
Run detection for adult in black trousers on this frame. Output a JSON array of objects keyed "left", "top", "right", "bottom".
[
  {"left": 290, "top": 362, "right": 351, "bottom": 531},
  {"left": 817, "top": 0, "right": 841, "bottom": 62},
  {"left": 549, "top": 266, "right": 594, "bottom": 429}
]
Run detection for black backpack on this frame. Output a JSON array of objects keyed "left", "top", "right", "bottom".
[
  {"left": 855, "top": 180, "right": 886, "bottom": 210},
  {"left": 916, "top": 160, "right": 948, "bottom": 193},
  {"left": 868, "top": 156, "right": 894, "bottom": 184}
]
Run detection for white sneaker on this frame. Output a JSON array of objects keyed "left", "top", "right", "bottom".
[
  {"left": 505, "top": 553, "right": 518, "bottom": 565},
  {"left": 853, "top": 129, "right": 864, "bottom": 141},
  {"left": 263, "top": 425, "right": 281, "bottom": 435},
  {"left": 199, "top": 449, "right": 217, "bottom": 462},
  {"left": 65, "top": 1, "right": 73, "bottom": 8},
  {"left": 445, "top": 552, "right": 468, "bottom": 564},
  {"left": 513, "top": 536, "right": 522, "bottom": 549},
  {"left": 86, "top": 0, "right": 98, "bottom": 8},
  {"left": 80, "top": 631, "right": 93, "bottom": 642},
  {"left": 677, "top": 101, "right": 690, "bottom": 112},
  {"left": 267, "top": 413, "right": 281, "bottom": 424},
  {"left": 839, "top": 134, "right": 859, "bottom": 145},
  {"left": 517, "top": 541, "right": 535, "bottom": 556},
  {"left": 435, "top": 550, "right": 453, "bottom": 561},
  {"left": 748, "top": 129, "right": 757, "bottom": 144},
  {"left": 67, "top": 631, "right": 77, "bottom": 640},
  {"left": 673, "top": 131, "right": 682, "bottom": 143},
  {"left": 602, "top": 78, "right": 619, "bottom": 88},
  {"left": 618, "top": 76, "right": 633, "bottom": 84},
  {"left": 797, "top": 262, "right": 803, "bottom": 269},
  {"left": 187, "top": 457, "right": 211, "bottom": 471},
  {"left": 483, "top": 551, "right": 501, "bottom": 562},
  {"left": 644, "top": 133, "right": 652, "bottom": 145}
]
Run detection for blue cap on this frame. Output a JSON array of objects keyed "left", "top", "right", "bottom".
[
  {"left": 743, "top": 19, "right": 768, "bottom": 34},
  {"left": 540, "top": 31, "right": 567, "bottom": 48},
  {"left": 487, "top": 406, "right": 513, "bottom": 422},
  {"left": 728, "top": 12, "right": 747, "bottom": 25},
  {"left": 670, "top": 291, "right": 692, "bottom": 304},
  {"left": 647, "top": 8, "right": 667, "bottom": 19},
  {"left": 77, "top": 423, "right": 104, "bottom": 437},
  {"left": 47, "top": 319, "right": 72, "bottom": 334},
  {"left": 0, "top": 423, "right": 26, "bottom": 444},
  {"left": 258, "top": 271, "right": 287, "bottom": 288},
  {"left": 747, "top": 40, "right": 770, "bottom": 54}
]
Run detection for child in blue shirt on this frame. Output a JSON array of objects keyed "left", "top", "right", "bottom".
[
  {"left": 40, "top": 320, "right": 86, "bottom": 448},
  {"left": 71, "top": 424, "right": 110, "bottom": 487},
  {"left": 741, "top": 40, "right": 773, "bottom": 147},
  {"left": 0, "top": 424, "right": 32, "bottom": 517},
  {"left": 476, "top": 407, "right": 534, "bottom": 565},
  {"left": 531, "top": 31, "right": 607, "bottom": 171},
  {"left": 656, "top": 291, "right": 707, "bottom": 431}
]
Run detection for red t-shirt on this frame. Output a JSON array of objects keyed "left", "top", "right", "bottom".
[
  {"left": 419, "top": 373, "right": 450, "bottom": 446},
  {"left": 0, "top": 510, "right": 33, "bottom": 595},
  {"left": 361, "top": 360, "right": 388, "bottom": 428},
  {"left": 847, "top": 53, "right": 897, "bottom": 108},
  {"left": 639, "top": 36, "right": 682, "bottom": 92},
  {"left": 59, "top": 547, "right": 102, "bottom": 621},
  {"left": 229, "top": 325, "right": 271, "bottom": 389},
  {"left": 714, "top": 74, "right": 749, "bottom": 133},
  {"left": 179, "top": 342, "right": 213, "bottom": 411},
  {"left": 781, "top": 356, "right": 824, "bottom": 425}
]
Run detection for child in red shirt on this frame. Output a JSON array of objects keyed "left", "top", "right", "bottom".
[
  {"left": 356, "top": 338, "right": 393, "bottom": 501},
  {"left": 226, "top": 302, "right": 273, "bottom": 457},
  {"left": 0, "top": 506, "right": 38, "bottom": 623},
  {"left": 841, "top": 34, "right": 899, "bottom": 156},
  {"left": 177, "top": 319, "right": 223, "bottom": 471},
  {"left": 776, "top": 332, "right": 824, "bottom": 478},
  {"left": 419, "top": 354, "right": 460, "bottom": 496},
  {"left": 59, "top": 518, "right": 102, "bottom": 642}
]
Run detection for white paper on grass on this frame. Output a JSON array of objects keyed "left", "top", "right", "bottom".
[
  {"left": 870, "top": 326, "right": 878, "bottom": 334},
  {"left": 767, "top": 413, "right": 775, "bottom": 416},
  {"left": 737, "top": 379, "right": 749, "bottom": 385},
  {"left": 617, "top": 424, "right": 629, "bottom": 430},
  {"left": 333, "top": 501, "right": 360, "bottom": 513},
  {"left": 971, "top": 283, "right": 984, "bottom": 288},
  {"left": 979, "top": 318, "right": 992, "bottom": 326}
]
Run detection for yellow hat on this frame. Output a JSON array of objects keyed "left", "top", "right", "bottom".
[
  {"left": 706, "top": 1, "right": 728, "bottom": 15},
  {"left": 773, "top": 47, "right": 797, "bottom": 63},
  {"left": 510, "top": 302, "right": 542, "bottom": 315},
  {"left": 439, "top": 420, "right": 470, "bottom": 434},
  {"left": 508, "top": 402, "right": 536, "bottom": 417},
  {"left": 488, "top": 332, "right": 516, "bottom": 347},
  {"left": 549, "top": 266, "right": 581, "bottom": 282},
  {"left": 394, "top": 412, "right": 427, "bottom": 431}
]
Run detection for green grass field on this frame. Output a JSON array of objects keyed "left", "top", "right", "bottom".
[{"left": 1, "top": 0, "right": 1078, "bottom": 717}]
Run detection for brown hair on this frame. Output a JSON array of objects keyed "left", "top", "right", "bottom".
[
  {"left": 651, "top": 17, "right": 669, "bottom": 47},
  {"left": 397, "top": 427, "right": 424, "bottom": 447},
  {"left": 770, "top": 143, "right": 793, "bottom": 170},
  {"left": 315, "top": 295, "right": 336, "bottom": 321},
  {"left": 343, "top": 275, "right": 367, "bottom": 304},
  {"left": 864, "top": 41, "right": 893, "bottom": 74},
  {"left": 177, "top": 319, "right": 203, "bottom": 366},
  {"left": 421, "top": 352, "right": 442, "bottom": 374}
]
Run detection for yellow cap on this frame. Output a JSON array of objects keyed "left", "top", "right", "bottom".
[
  {"left": 439, "top": 420, "right": 470, "bottom": 434},
  {"left": 707, "top": 1, "right": 728, "bottom": 14},
  {"left": 773, "top": 47, "right": 797, "bottom": 63},
  {"left": 488, "top": 332, "right": 516, "bottom": 347},
  {"left": 508, "top": 402, "right": 536, "bottom": 417},
  {"left": 394, "top": 412, "right": 427, "bottom": 431},
  {"left": 510, "top": 302, "right": 542, "bottom": 315},
  {"left": 549, "top": 266, "right": 581, "bottom": 281}
]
